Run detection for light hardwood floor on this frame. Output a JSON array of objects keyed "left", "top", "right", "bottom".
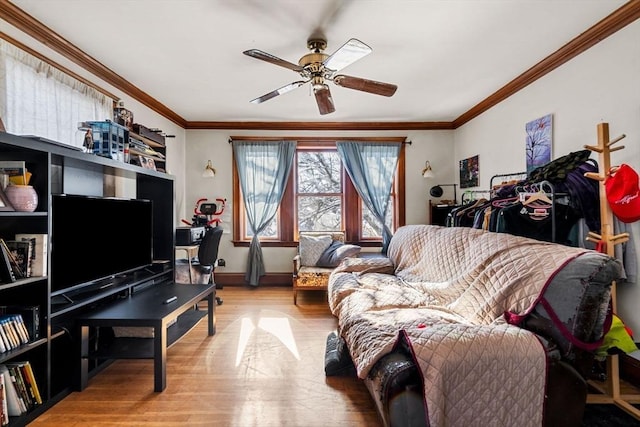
[{"left": 32, "top": 287, "right": 381, "bottom": 426}]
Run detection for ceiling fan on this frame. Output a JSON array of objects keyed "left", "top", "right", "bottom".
[{"left": 243, "top": 36, "right": 398, "bottom": 115}]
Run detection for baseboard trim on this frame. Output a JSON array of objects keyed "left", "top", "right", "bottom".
[{"left": 214, "top": 272, "right": 292, "bottom": 287}]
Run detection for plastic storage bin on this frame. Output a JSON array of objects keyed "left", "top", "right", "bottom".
[{"left": 87, "top": 120, "right": 129, "bottom": 160}]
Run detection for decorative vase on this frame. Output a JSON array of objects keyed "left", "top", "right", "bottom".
[{"left": 5, "top": 185, "right": 38, "bottom": 212}]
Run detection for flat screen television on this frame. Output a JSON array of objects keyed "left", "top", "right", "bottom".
[{"left": 51, "top": 194, "right": 153, "bottom": 295}]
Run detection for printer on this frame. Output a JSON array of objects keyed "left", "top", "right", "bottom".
[{"left": 175, "top": 226, "right": 206, "bottom": 246}]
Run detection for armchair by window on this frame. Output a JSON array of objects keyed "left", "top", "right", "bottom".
[{"left": 293, "top": 231, "right": 361, "bottom": 304}]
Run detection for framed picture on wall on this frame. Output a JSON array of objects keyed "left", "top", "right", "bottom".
[
  {"left": 459, "top": 155, "right": 479, "bottom": 188},
  {"left": 525, "top": 114, "right": 553, "bottom": 173}
]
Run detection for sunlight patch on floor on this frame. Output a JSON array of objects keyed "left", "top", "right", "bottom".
[{"left": 236, "top": 316, "right": 300, "bottom": 366}]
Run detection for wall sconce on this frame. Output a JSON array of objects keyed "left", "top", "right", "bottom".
[
  {"left": 202, "top": 160, "right": 216, "bottom": 178},
  {"left": 421, "top": 161, "right": 435, "bottom": 178}
]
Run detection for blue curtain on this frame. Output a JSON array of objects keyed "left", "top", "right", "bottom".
[
  {"left": 233, "top": 140, "right": 296, "bottom": 286},
  {"left": 336, "top": 141, "right": 401, "bottom": 254}
]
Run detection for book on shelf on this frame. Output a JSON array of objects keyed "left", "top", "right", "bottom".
[
  {"left": 4, "top": 315, "right": 28, "bottom": 345},
  {"left": 0, "top": 240, "right": 23, "bottom": 280},
  {"left": 0, "top": 324, "right": 9, "bottom": 353},
  {"left": 0, "top": 307, "right": 39, "bottom": 341},
  {"left": 0, "top": 314, "right": 30, "bottom": 352},
  {"left": 0, "top": 161, "right": 29, "bottom": 186},
  {"left": 4, "top": 240, "right": 31, "bottom": 279},
  {"left": 0, "top": 243, "right": 15, "bottom": 284},
  {"left": 18, "top": 362, "right": 40, "bottom": 405},
  {"left": 5, "top": 363, "right": 39, "bottom": 409},
  {"left": 0, "top": 365, "right": 25, "bottom": 417},
  {"left": 6, "top": 366, "right": 31, "bottom": 411},
  {"left": 0, "top": 320, "right": 18, "bottom": 350},
  {"left": 0, "top": 372, "right": 8, "bottom": 426},
  {"left": 15, "top": 234, "right": 47, "bottom": 277}
]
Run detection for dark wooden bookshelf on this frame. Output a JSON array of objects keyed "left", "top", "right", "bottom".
[{"left": 0, "top": 131, "right": 176, "bottom": 424}]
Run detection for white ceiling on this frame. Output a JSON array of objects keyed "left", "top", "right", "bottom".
[{"left": 10, "top": 0, "right": 628, "bottom": 123}]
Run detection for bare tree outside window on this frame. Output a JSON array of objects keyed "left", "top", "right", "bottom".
[
  {"left": 362, "top": 198, "right": 393, "bottom": 238},
  {"left": 245, "top": 211, "right": 278, "bottom": 238},
  {"left": 297, "top": 151, "right": 342, "bottom": 231}
]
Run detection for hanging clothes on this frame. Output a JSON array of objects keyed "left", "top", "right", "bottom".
[{"left": 496, "top": 199, "right": 579, "bottom": 245}]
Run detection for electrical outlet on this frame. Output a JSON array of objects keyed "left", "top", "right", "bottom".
[{"left": 217, "top": 258, "right": 226, "bottom": 267}]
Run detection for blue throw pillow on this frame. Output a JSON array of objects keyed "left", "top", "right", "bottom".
[{"left": 316, "top": 240, "right": 361, "bottom": 268}]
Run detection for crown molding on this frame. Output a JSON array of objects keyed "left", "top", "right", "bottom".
[
  {"left": 452, "top": 0, "right": 640, "bottom": 128},
  {"left": 186, "top": 121, "right": 454, "bottom": 131}
]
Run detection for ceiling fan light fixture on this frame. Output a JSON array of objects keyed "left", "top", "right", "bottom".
[
  {"left": 313, "top": 84, "right": 335, "bottom": 115},
  {"left": 243, "top": 36, "right": 397, "bottom": 114},
  {"left": 313, "top": 82, "right": 327, "bottom": 91}
]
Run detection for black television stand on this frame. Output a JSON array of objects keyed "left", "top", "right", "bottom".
[{"left": 77, "top": 281, "right": 215, "bottom": 392}]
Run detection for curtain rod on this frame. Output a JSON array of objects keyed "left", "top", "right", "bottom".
[{"left": 228, "top": 137, "right": 411, "bottom": 144}]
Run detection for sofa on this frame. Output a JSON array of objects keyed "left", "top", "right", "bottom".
[{"left": 326, "top": 224, "right": 622, "bottom": 427}]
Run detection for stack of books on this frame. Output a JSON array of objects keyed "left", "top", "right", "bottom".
[
  {"left": 0, "top": 314, "right": 31, "bottom": 353},
  {"left": 0, "top": 235, "right": 47, "bottom": 284},
  {"left": 0, "top": 361, "right": 42, "bottom": 424}
]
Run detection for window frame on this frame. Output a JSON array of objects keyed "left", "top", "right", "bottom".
[{"left": 232, "top": 137, "right": 406, "bottom": 247}]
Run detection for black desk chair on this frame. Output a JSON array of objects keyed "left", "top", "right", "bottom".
[{"left": 175, "top": 226, "right": 224, "bottom": 305}]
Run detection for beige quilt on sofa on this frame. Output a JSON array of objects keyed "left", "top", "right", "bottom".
[{"left": 328, "top": 225, "right": 591, "bottom": 427}]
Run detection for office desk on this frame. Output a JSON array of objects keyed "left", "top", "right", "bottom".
[{"left": 176, "top": 245, "right": 199, "bottom": 283}]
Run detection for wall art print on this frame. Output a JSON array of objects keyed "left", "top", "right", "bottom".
[
  {"left": 526, "top": 114, "right": 553, "bottom": 173},
  {"left": 459, "top": 155, "right": 479, "bottom": 189}
]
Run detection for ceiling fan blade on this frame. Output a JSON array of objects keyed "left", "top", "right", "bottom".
[
  {"left": 323, "top": 38, "right": 372, "bottom": 72},
  {"left": 250, "top": 81, "right": 307, "bottom": 104},
  {"left": 313, "top": 84, "right": 335, "bottom": 115},
  {"left": 333, "top": 74, "right": 397, "bottom": 97},
  {"left": 243, "top": 49, "right": 304, "bottom": 72}
]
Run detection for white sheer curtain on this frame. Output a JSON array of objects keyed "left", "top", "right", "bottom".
[{"left": 0, "top": 39, "right": 113, "bottom": 148}]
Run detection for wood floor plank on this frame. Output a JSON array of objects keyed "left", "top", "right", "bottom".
[{"left": 32, "top": 287, "right": 382, "bottom": 426}]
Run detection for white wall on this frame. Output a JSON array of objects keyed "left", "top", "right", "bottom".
[{"left": 454, "top": 20, "right": 640, "bottom": 332}]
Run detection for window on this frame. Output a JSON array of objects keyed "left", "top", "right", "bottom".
[
  {"left": 296, "top": 149, "right": 343, "bottom": 232},
  {"left": 233, "top": 138, "right": 406, "bottom": 246},
  {"left": 0, "top": 39, "right": 113, "bottom": 148},
  {"left": 362, "top": 197, "right": 394, "bottom": 238}
]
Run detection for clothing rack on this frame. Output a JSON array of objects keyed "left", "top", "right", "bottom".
[
  {"left": 583, "top": 123, "right": 635, "bottom": 417},
  {"left": 489, "top": 171, "right": 563, "bottom": 242},
  {"left": 517, "top": 179, "right": 560, "bottom": 242},
  {"left": 460, "top": 190, "right": 491, "bottom": 204},
  {"left": 489, "top": 171, "right": 528, "bottom": 195}
]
